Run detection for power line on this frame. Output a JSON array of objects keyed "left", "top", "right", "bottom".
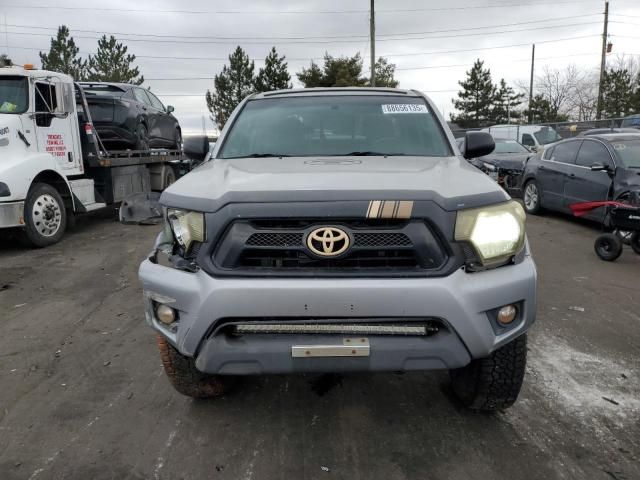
[
  {"left": 0, "top": 1, "right": 604, "bottom": 15},
  {"left": 2, "top": 14, "right": 603, "bottom": 42},
  {"left": 4, "top": 21, "right": 605, "bottom": 45}
]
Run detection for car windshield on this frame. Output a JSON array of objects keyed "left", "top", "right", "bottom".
[
  {"left": 0, "top": 76, "right": 29, "bottom": 114},
  {"left": 611, "top": 139, "right": 640, "bottom": 168},
  {"left": 493, "top": 140, "right": 529, "bottom": 154},
  {"left": 534, "top": 127, "right": 561, "bottom": 145},
  {"left": 219, "top": 95, "right": 452, "bottom": 158}
]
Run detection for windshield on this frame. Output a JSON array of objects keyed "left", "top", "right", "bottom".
[
  {"left": 493, "top": 140, "right": 529, "bottom": 154},
  {"left": 219, "top": 95, "right": 452, "bottom": 158},
  {"left": 611, "top": 140, "right": 640, "bottom": 168},
  {"left": 0, "top": 76, "right": 29, "bottom": 114},
  {"left": 534, "top": 127, "right": 561, "bottom": 145}
]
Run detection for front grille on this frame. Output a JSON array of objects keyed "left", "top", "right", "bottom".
[{"left": 213, "top": 218, "right": 447, "bottom": 276}]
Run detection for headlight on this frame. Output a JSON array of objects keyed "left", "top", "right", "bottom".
[
  {"left": 455, "top": 200, "right": 525, "bottom": 266},
  {"left": 166, "top": 209, "right": 205, "bottom": 252}
]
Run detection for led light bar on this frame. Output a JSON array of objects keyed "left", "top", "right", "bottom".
[{"left": 232, "top": 324, "right": 429, "bottom": 335}]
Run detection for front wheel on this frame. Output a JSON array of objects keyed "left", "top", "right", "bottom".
[
  {"left": 594, "top": 233, "right": 623, "bottom": 261},
  {"left": 450, "top": 334, "right": 527, "bottom": 411},
  {"left": 523, "top": 180, "right": 542, "bottom": 215},
  {"left": 173, "top": 128, "right": 182, "bottom": 151},
  {"left": 157, "top": 335, "right": 232, "bottom": 398},
  {"left": 135, "top": 124, "right": 150, "bottom": 151},
  {"left": 20, "top": 183, "right": 67, "bottom": 248}
]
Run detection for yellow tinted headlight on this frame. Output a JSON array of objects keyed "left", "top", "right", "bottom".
[
  {"left": 455, "top": 200, "right": 525, "bottom": 265},
  {"left": 167, "top": 209, "right": 205, "bottom": 252}
]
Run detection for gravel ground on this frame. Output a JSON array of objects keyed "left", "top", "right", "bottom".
[{"left": 0, "top": 209, "right": 638, "bottom": 480}]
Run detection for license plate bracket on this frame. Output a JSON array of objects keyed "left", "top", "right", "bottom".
[{"left": 291, "top": 338, "right": 370, "bottom": 358}]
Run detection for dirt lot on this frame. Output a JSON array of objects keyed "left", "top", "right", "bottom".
[{"left": 0, "top": 210, "right": 638, "bottom": 480}]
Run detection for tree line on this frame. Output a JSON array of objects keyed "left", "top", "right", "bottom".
[
  {"left": 206, "top": 46, "right": 399, "bottom": 127},
  {"left": 452, "top": 57, "right": 640, "bottom": 127}
]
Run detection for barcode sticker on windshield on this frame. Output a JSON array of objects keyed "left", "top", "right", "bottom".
[{"left": 382, "top": 104, "right": 428, "bottom": 114}]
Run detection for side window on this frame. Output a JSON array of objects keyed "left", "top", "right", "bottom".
[
  {"left": 35, "top": 82, "right": 58, "bottom": 127},
  {"left": 543, "top": 146, "right": 555, "bottom": 160},
  {"left": 576, "top": 140, "right": 612, "bottom": 168},
  {"left": 521, "top": 133, "right": 535, "bottom": 147},
  {"left": 552, "top": 141, "right": 581, "bottom": 164},
  {"left": 133, "top": 88, "right": 152, "bottom": 105},
  {"left": 146, "top": 91, "right": 165, "bottom": 111}
]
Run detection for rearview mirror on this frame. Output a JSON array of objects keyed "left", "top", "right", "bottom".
[
  {"left": 183, "top": 135, "right": 209, "bottom": 162},
  {"left": 463, "top": 131, "right": 495, "bottom": 160},
  {"left": 166, "top": 105, "right": 175, "bottom": 114}
]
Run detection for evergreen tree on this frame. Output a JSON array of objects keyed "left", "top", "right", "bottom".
[
  {"left": 206, "top": 46, "right": 255, "bottom": 128},
  {"left": 254, "top": 47, "right": 292, "bottom": 92},
  {"left": 451, "top": 59, "right": 496, "bottom": 128},
  {"left": 369, "top": 57, "right": 399, "bottom": 88},
  {"left": 0, "top": 54, "right": 11, "bottom": 67},
  {"left": 601, "top": 68, "right": 634, "bottom": 118},
  {"left": 87, "top": 35, "right": 143, "bottom": 84},
  {"left": 523, "top": 94, "right": 569, "bottom": 123},
  {"left": 298, "top": 53, "right": 367, "bottom": 87},
  {"left": 39, "top": 26, "right": 86, "bottom": 79},
  {"left": 492, "top": 78, "right": 524, "bottom": 123}
]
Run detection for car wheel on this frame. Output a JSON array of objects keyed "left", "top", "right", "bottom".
[
  {"left": 20, "top": 183, "right": 67, "bottom": 248},
  {"left": 173, "top": 128, "right": 182, "bottom": 151},
  {"left": 629, "top": 232, "right": 640, "bottom": 255},
  {"left": 450, "top": 334, "right": 527, "bottom": 411},
  {"left": 157, "top": 334, "right": 232, "bottom": 398},
  {"left": 135, "top": 124, "right": 150, "bottom": 151},
  {"left": 523, "top": 180, "right": 542, "bottom": 215},
  {"left": 594, "top": 233, "right": 623, "bottom": 261}
]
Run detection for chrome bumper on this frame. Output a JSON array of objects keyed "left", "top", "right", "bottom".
[{"left": 0, "top": 201, "right": 24, "bottom": 228}]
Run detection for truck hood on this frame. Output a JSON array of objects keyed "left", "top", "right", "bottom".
[{"left": 161, "top": 155, "right": 508, "bottom": 212}]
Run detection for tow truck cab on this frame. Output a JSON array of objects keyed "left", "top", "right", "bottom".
[{"left": 0, "top": 65, "right": 185, "bottom": 247}]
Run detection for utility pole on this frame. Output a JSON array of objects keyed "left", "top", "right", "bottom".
[
  {"left": 596, "top": 0, "right": 609, "bottom": 120},
  {"left": 528, "top": 44, "right": 535, "bottom": 124},
  {"left": 370, "top": 0, "right": 376, "bottom": 86}
]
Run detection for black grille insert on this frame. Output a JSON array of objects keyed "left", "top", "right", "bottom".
[{"left": 239, "top": 249, "right": 420, "bottom": 269}]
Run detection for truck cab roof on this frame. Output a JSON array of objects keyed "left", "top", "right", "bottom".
[{"left": 0, "top": 66, "right": 74, "bottom": 83}]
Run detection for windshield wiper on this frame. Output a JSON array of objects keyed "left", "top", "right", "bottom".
[
  {"left": 338, "top": 151, "right": 406, "bottom": 156},
  {"left": 226, "top": 153, "right": 291, "bottom": 159}
]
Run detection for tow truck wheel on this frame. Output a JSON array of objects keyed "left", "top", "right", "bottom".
[
  {"left": 156, "top": 334, "right": 232, "bottom": 399},
  {"left": 629, "top": 232, "right": 640, "bottom": 255},
  {"left": 450, "top": 334, "right": 527, "bottom": 411},
  {"left": 21, "top": 183, "right": 67, "bottom": 248}
]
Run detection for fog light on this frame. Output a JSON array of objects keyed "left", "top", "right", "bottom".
[
  {"left": 497, "top": 305, "right": 517, "bottom": 325},
  {"left": 156, "top": 304, "right": 176, "bottom": 325}
]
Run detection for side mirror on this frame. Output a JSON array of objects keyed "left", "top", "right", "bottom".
[
  {"left": 183, "top": 135, "right": 209, "bottom": 162},
  {"left": 590, "top": 163, "right": 608, "bottom": 172},
  {"left": 166, "top": 105, "right": 175, "bottom": 114},
  {"left": 463, "top": 131, "right": 495, "bottom": 160}
]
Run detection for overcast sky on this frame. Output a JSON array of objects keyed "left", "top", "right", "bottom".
[{"left": 1, "top": 0, "right": 639, "bottom": 135}]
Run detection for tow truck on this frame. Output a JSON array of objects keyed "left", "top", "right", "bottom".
[{"left": 0, "top": 64, "right": 192, "bottom": 247}]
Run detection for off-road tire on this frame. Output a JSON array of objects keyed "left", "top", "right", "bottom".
[
  {"left": 594, "top": 233, "right": 623, "bottom": 261},
  {"left": 157, "top": 335, "right": 230, "bottom": 399},
  {"left": 20, "top": 183, "right": 67, "bottom": 248},
  {"left": 450, "top": 334, "right": 527, "bottom": 411},
  {"left": 523, "top": 180, "right": 542, "bottom": 215},
  {"left": 629, "top": 232, "right": 640, "bottom": 255}
]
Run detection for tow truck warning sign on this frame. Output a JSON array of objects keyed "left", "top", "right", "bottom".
[{"left": 46, "top": 134, "right": 66, "bottom": 157}]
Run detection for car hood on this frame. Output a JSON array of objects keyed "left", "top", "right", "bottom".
[
  {"left": 480, "top": 153, "right": 531, "bottom": 170},
  {"left": 161, "top": 155, "right": 509, "bottom": 212}
]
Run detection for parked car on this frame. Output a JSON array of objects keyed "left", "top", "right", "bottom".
[
  {"left": 459, "top": 138, "right": 532, "bottom": 193},
  {"left": 139, "top": 88, "right": 537, "bottom": 411},
  {"left": 579, "top": 128, "right": 639, "bottom": 136},
  {"left": 481, "top": 124, "right": 561, "bottom": 151},
  {"left": 79, "top": 82, "right": 182, "bottom": 151},
  {"left": 621, "top": 114, "right": 640, "bottom": 129},
  {"left": 521, "top": 133, "right": 640, "bottom": 223}
]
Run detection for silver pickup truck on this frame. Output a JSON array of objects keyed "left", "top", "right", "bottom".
[{"left": 139, "top": 88, "right": 536, "bottom": 411}]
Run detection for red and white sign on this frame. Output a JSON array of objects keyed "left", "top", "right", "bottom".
[{"left": 46, "top": 134, "right": 67, "bottom": 157}]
